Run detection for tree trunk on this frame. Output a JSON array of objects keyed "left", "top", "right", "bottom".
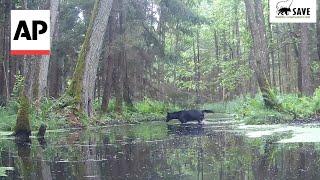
[
  {"left": 194, "top": 28, "right": 201, "bottom": 104},
  {"left": 114, "top": 0, "right": 127, "bottom": 112},
  {"left": 0, "top": 3, "right": 6, "bottom": 105},
  {"left": 317, "top": 0, "right": 320, "bottom": 60},
  {"left": 67, "top": 0, "right": 113, "bottom": 116},
  {"left": 114, "top": 52, "right": 123, "bottom": 113},
  {"left": 245, "top": 0, "right": 274, "bottom": 108},
  {"left": 38, "top": 0, "right": 60, "bottom": 99},
  {"left": 121, "top": 1, "right": 133, "bottom": 109},
  {"left": 298, "top": 24, "right": 313, "bottom": 96},
  {"left": 101, "top": 54, "right": 114, "bottom": 112},
  {"left": 268, "top": 23, "right": 276, "bottom": 87},
  {"left": 14, "top": 60, "right": 34, "bottom": 137},
  {"left": 0, "top": 0, "right": 11, "bottom": 105}
]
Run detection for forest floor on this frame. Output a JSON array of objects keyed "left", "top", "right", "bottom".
[
  {"left": 0, "top": 88, "right": 319, "bottom": 132},
  {"left": 0, "top": 98, "right": 180, "bottom": 132},
  {"left": 204, "top": 88, "right": 320, "bottom": 125}
]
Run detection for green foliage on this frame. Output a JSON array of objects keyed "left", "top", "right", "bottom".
[
  {"left": 31, "top": 98, "right": 69, "bottom": 130},
  {"left": 280, "top": 95, "right": 313, "bottom": 118},
  {"left": 162, "top": 0, "right": 204, "bottom": 24},
  {"left": 234, "top": 88, "right": 320, "bottom": 124},
  {"left": 14, "top": 93, "right": 31, "bottom": 135},
  {"left": 11, "top": 74, "right": 24, "bottom": 99},
  {"left": 218, "top": 59, "right": 252, "bottom": 91},
  {"left": 313, "top": 88, "right": 320, "bottom": 113},
  {"left": 0, "top": 96, "right": 72, "bottom": 132},
  {"left": 202, "top": 98, "right": 243, "bottom": 114},
  {"left": 5, "top": 74, "right": 25, "bottom": 114},
  {"left": 237, "top": 95, "right": 291, "bottom": 124},
  {"left": 202, "top": 88, "right": 320, "bottom": 125},
  {"left": 96, "top": 98, "right": 180, "bottom": 124},
  {"left": 135, "top": 98, "right": 178, "bottom": 114},
  {"left": 311, "top": 61, "right": 320, "bottom": 76},
  {"left": 0, "top": 107, "right": 17, "bottom": 131},
  {"left": 0, "top": 97, "right": 180, "bottom": 131}
]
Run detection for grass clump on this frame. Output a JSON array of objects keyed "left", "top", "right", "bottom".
[
  {"left": 0, "top": 97, "right": 179, "bottom": 132},
  {"left": 14, "top": 93, "right": 31, "bottom": 136},
  {"left": 236, "top": 87, "right": 320, "bottom": 124},
  {"left": 236, "top": 95, "right": 292, "bottom": 124},
  {"left": 96, "top": 98, "right": 181, "bottom": 124},
  {"left": 201, "top": 87, "right": 320, "bottom": 125},
  {"left": 0, "top": 107, "right": 17, "bottom": 131},
  {"left": 0, "top": 97, "right": 70, "bottom": 132},
  {"left": 202, "top": 98, "right": 243, "bottom": 114}
]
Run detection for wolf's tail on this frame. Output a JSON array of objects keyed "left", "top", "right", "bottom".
[{"left": 202, "top": 110, "right": 214, "bottom": 113}]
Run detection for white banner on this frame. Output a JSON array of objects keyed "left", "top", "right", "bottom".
[
  {"left": 269, "top": 0, "right": 317, "bottom": 23},
  {"left": 11, "top": 10, "right": 50, "bottom": 55}
]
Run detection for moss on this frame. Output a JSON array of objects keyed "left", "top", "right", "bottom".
[
  {"left": 66, "top": 0, "right": 101, "bottom": 113},
  {"left": 14, "top": 92, "right": 31, "bottom": 137}
]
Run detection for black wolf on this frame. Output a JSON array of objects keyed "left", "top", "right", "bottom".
[{"left": 166, "top": 110, "right": 214, "bottom": 124}]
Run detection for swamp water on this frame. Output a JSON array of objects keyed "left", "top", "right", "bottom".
[{"left": 1, "top": 115, "right": 320, "bottom": 179}]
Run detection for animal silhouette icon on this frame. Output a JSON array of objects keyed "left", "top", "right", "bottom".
[{"left": 276, "top": 0, "right": 294, "bottom": 15}]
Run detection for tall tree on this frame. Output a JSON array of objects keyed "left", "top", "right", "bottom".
[
  {"left": 244, "top": 0, "right": 274, "bottom": 108},
  {"left": 38, "top": 0, "right": 60, "bottom": 99},
  {"left": 101, "top": 2, "right": 117, "bottom": 113},
  {"left": 0, "top": 0, "right": 11, "bottom": 105},
  {"left": 14, "top": 0, "right": 32, "bottom": 137},
  {"left": 298, "top": 24, "right": 313, "bottom": 95},
  {"left": 317, "top": 0, "right": 320, "bottom": 61},
  {"left": 120, "top": 0, "right": 133, "bottom": 109},
  {"left": 67, "top": 0, "right": 113, "bottom": 116}
]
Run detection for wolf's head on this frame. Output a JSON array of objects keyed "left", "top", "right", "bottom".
[
  {"left": 166, "top": 113, "right": 173, "bottom": 122},
  {"left": 166, "top": 112, "right": 180, "bottom": 122}
]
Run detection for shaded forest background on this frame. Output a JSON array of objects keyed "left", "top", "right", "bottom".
[{"left": 0, "top": 0, "right": 319, "bottom": 121}]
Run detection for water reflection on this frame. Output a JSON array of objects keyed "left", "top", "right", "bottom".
[
  {"left": 15, "top": 137, "right": 32, "bottom": 180},
  {"left": 167, "top": 124, "right": 204, "bottom": 136},
  {"left": 37, "top": 137, "right": 47, "bottom": 149},
  {"left": 1, "top": 122, "right": 320, "bottom": 179}
]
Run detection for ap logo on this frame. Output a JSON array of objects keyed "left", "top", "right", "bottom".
[{"left": 11, "top": 10, "right": 50, "bottom": 55}]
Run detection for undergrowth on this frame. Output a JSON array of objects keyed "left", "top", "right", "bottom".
[
  {"left": 204, "top": 87, "right": 320, "bottom": 125},
  {"left": 0, "top": 97, "right": 180, "bottom": 131},
  {"left": 95, "top": 98, "right": 181, "bottom": 124}
]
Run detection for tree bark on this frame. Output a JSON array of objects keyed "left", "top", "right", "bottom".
[
  {"left": 68, "top": 0, "right": 113, "bottom": 116},
  {"left": 245, "top": 0, "right": 274, "bottom": 108},
  {"left": 317, "top": 0, "right": 320, "bottom": 60},
  {"left": 0, "top": 0, "right": 11, "bottom": 105},
  {"left": 121, "top": 1, "right": 133, "bottom": 109},
  {"left": 101, "top": 54, "right": 114, "bottom": 112},
  {"left": 193, "top": 28, "right": 201, "bottom": 104},
  {"left": 298, "top": 24, "right": 313, "bottom": 96},
  {"left": 268, "top": 23, "right": 276, "bottom": 87},
  {"left": 114, "top": 53, "right": 123, "bottom": 113},
  {"left": 38, "top": 0, "right": 60, "bottom": 99},
  {"left": 0, "top": 2, "right": 6, "bottom": 105},
  {"left": 101, "top": 2, "right": 117, "bottom": 113}
]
